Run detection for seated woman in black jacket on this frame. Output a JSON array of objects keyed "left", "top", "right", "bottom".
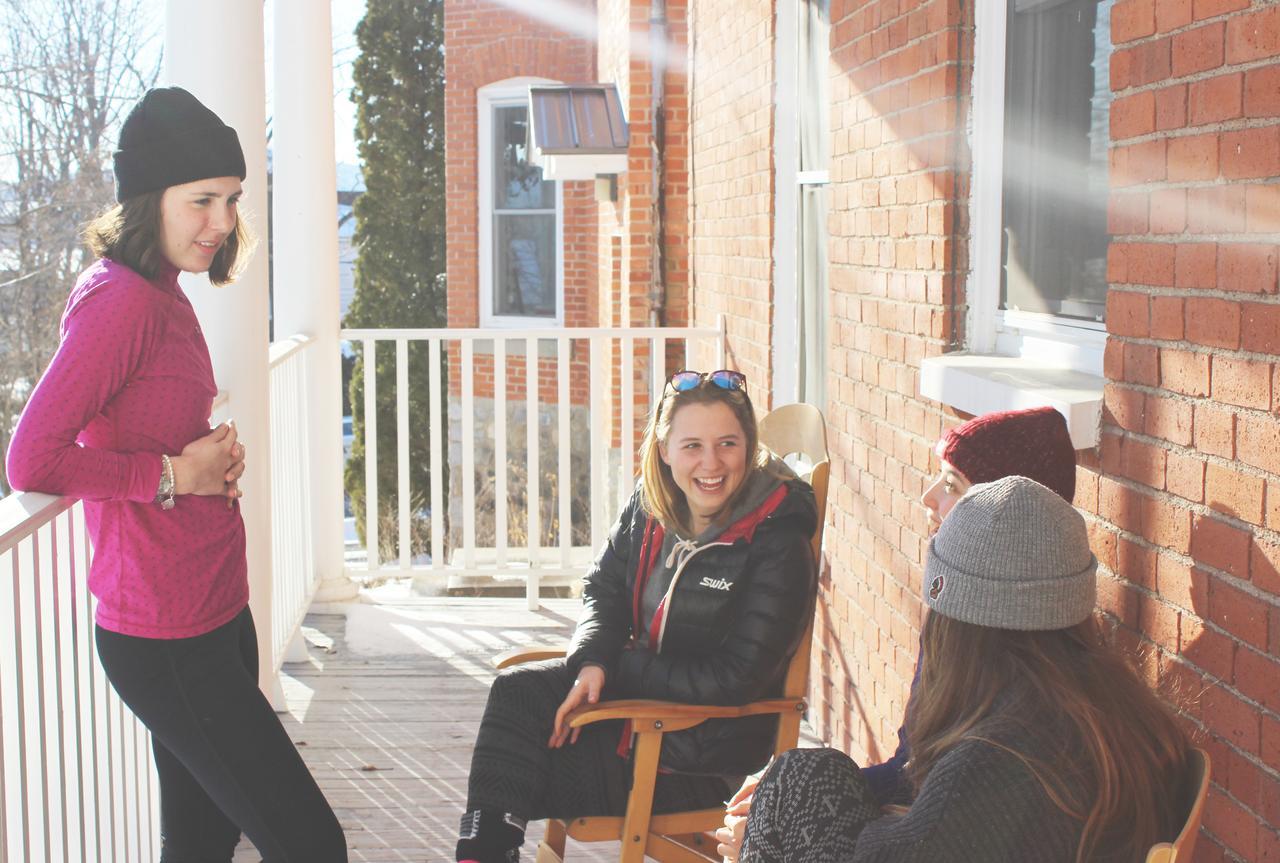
[
  {"left": 733, "top": 476, "right": 1192, "bottom": 863},
  {"left": 456, "top": 369, "right": 818, "bottom": 863}
]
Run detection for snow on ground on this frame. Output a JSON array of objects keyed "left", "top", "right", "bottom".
[
  {"left": 343, "top": 602, "right": 496, "bottom": 658},
  {"left": 340, "top": 581, "right": 563, "bottom": 666}
]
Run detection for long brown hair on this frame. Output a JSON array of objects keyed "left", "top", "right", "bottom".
[
  {"left": 83, "top": 190, "right": 254, "bottom": 286},
  {"left": 637, "top": 379, "right": 770, "bottom": 534},
  {"left": 907, "top": 613, "right": 1190, "bottom": 862}
]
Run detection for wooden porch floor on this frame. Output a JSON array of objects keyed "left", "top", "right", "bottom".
[{"left": 233, "top": 595, "right": 621, "bottom": 862}]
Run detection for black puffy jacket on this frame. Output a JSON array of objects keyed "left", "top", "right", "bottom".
[{"left": 566, "top": 472, "right": 818, "bottom": 776}]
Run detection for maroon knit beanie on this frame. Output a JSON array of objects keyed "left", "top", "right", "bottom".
[{"left": 935, "top": 406, "right": 1077, "bottom": 503}]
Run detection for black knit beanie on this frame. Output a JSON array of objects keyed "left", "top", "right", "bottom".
[{"left": 113, "top": 86, "right": 246, "bottom": 202}]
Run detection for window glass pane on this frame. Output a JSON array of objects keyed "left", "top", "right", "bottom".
[
  {"left": 1001, "top": 0, "right": 1112, "bottom": 322},
  {"left": 494, "top": 105, "right": 555, "bottom": 210},
  {"left": 494, "top": 213, "right": 556, "bottom": 317},
  {"left": 799, "top": 0, "right": 830, "bottom": 173}
]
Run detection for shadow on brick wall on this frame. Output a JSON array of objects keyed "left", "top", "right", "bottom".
[{"left": 814, "top": 577, "right": 884, "bottom": 765}]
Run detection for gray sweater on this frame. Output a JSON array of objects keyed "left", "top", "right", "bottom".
[
  {"left": 851, "top": 737, "right": 1082, "bottom": 862},
  {"left": 741, "top": 717, "right": 1175, "bottom": 862}
]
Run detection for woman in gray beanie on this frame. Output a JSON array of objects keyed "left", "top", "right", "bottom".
[
  {"left": 6, "top": 87, "right": 345, "bottom": 861},
  {"left": 733, "top": 476, "right": 1192, "bottom": 863},
  {"left": 722, "top": 406, "right": 1081, "bottom": 834}
]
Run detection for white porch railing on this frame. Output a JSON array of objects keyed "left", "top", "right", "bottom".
[
  {"left": 216, "top": 337, "right": 322, "bottom": 698},
  {"left": 0, "top": 336, "right": 322, "bottom": 859},
  {"left": 341, "top": 323, "right": 726, "bottom": 608},
  {"left": 0, "top": 320, "right": 729, "bottom": 855},
  {"left": 0, "top": 494, "right": 159, "bottom": 862},
  {"left": 267, "top": 335, "right": 319, "bottom": 677}
]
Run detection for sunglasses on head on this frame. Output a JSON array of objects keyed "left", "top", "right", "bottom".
[{"left": 667, "top": 369, "right": 748, "bottom": 393}]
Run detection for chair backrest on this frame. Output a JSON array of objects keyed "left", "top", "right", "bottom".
[
  {"left": 1145, "top": 748, "right": 1211, "bottom": 863},
  {"left": 758, "top": 402, "right": 830, "bottom": 562},
  {"left": 757, "top": 403, "right": 829, "bottom": 754}
]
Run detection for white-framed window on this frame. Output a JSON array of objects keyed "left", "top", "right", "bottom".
[
  {"left": 773, "top": 0, "right": 830, "bottom": 409},
  {"left": 478, "top": 78, "right": 565, "bottom": 327},
  {"left": 969, "top": 0, "right": 1114, "bottom": 376}
]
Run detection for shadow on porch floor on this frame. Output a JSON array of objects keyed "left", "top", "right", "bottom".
[{"left": 233, "top": 595, "right": 620, "bottom": 862}]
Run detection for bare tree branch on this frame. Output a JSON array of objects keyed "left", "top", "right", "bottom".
[{"left": 0, "top": 0, "right": 160, "bottom": 493}]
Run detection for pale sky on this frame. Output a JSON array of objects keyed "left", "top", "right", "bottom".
[
  {"left": 1, "top": 1, "right": 367, "bottom": 184},
  {"left": 137, "top": 0, "right": 367, "bottom": 166},
  {"left": 329, "top": 0, "right": 368, "bottom": 166},
  {"left": 266, "top": 0, "right": 367, "bottom": 167}
]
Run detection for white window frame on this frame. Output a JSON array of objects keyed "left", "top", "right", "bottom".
[
  {"left": 773, "top": 0, "right": 829, "bottom": 408},
  {"left": 478, "top": 77, "right": 565, "bottom": 328},
  {"left": 968, "top": 0, "right": 1108, "bottom": 377},
  {"left": 773, "top": 0, "right": 801, "bottom": 406},
  {"left": 924, "top": 0, "right": 1109, "bottom": 449}
]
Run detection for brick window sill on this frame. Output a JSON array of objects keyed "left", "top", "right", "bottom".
[{"left": 920, "top": 354, "right": 1104, "bottom": 450}]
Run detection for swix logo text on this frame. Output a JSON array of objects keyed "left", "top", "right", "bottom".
[{"left": 699, "top": 576, "right": 732, "bottom": 591}]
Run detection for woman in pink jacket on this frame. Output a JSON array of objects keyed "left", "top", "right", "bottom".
[{"left": 6, "top": 87, "right": 344, "bottom": 863}]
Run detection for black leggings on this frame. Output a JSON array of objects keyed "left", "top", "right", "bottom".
[
  {"left": 96, "top": 607, "right": 346, "bottom": 863},
  {"left": 466, "top": 659, "right": 731, "bottom": 821}
]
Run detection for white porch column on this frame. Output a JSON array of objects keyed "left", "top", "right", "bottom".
[
  {"left": 165, "top": 1, "right": 275, "bottom": 691},
  {"left": 272, "top": 0, "right": 355, "bottom": 603}
]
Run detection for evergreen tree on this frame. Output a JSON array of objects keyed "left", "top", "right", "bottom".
[{"left": 344, "top": 0, "right": 446, "bottom": 560}]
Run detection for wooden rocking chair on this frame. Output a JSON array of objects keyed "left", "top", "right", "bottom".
[
  {"left": 1144, "top": 748, "right": 1211, "bottom": 863},
  {"left": 494, "top": 403, "right": 830, "bottom": 862}
]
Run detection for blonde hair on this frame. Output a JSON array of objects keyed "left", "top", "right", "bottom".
[
  {"left": 637, "top": 380, "right": 771, "bottom": 534},
  {"left": 83, "top": 191, "right": 255, "bottom": 286}
]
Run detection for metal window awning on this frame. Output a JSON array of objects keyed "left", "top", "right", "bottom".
[{"left": 528, "top": 84, "right": 629, "bottom": 181}]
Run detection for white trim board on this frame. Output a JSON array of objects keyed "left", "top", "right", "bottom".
[{"left": 921, "top": 353, "right": 1103, "bottom": 449}]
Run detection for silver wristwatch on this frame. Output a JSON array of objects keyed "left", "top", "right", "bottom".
[{"left": 156, "top": 454, "right": 176, "bottom": 510}]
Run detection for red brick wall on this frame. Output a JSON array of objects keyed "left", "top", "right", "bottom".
[
  {"left": 663, "top": 0, "right": 692, "bottom": 337},
  {"left": 811, "top": 0, "right": 973, "bottom": 769},
  {"left": 682, "top": 0, "right": 970, "bottom": 772},
  {"left": 602, "top": 0, "right": 691, "bottom": 339},
  {"left": 593, "top": 0, "right": 692, "bottom": 447},
  {"left": 597, "top": 0, "right": 635, "bottom": 332},
  {"left": 445, "top": 0, "right": 1280, "bottom": 852},
  {"left": 685, "top": 0, "right": 1280, "bottom": 857},
  {"left": 1105, "top": 3, "right": 1280, "bottom": 858},
  {"left": 443, "top": 0, "right": 599, "bottom": 404},
  {"left": 686, "top": 0, "right": 778, "bottom": 398}
]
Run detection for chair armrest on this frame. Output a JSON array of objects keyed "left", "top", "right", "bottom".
[
  {"left": 567, "top": 697, "right": 807, "bottom": 731},
  {"left": 493, "top": 645, "right": 569, "bottom": 669}
]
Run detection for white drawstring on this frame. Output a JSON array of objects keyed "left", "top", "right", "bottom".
[
  {"left": 665, "top": 536, "right": 699, "bottom": 571},
  {"left": 655, "top": 537, "right": 732, "bottom": 650}
]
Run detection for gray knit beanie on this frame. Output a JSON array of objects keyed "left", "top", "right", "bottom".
[{"left": 924, "top": 475, "right": 1097, "bottom": 631}]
